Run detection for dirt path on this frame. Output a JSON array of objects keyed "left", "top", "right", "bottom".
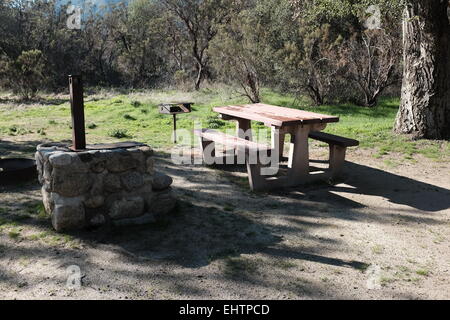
[{"left": 0, "top": 144, "right": 449, "bottom": 300}]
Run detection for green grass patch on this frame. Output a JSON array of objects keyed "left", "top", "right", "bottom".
[
  {"left": 8, "top": 229, "right": 21, "bottom": 240},
  {"left": 415, "top": 269, "right": 430, "bottom": 277},
  {"left": 108, "top": 128, "right": 131, "bottom": 139},
  {"left": 371, "top": 245, "right": 384, "bottom": 254},
  {"left": 273, "top": 259, "right": 297, "bottom": 270},
  {"left": 87, "top": 122, "right": 98, "bottom": 129},
  {"left": 222, "top": 257, "right": 259, "bottom": 278},
  {"left": 0, "top": 88, "right": 448, "bottom": 162},
  {"left": 24, "top": 202, "right": 48, "bottom": 220}
]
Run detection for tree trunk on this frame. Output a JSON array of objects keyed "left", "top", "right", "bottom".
[
  {"left": 394, "top": 0, "right": 450, "bottom": 139},
  {"left": 194, "top": 62, "right": 204, "bottom": 91},
  {"left": 307, "top": 84, "right": 324, "bottom": 106}
]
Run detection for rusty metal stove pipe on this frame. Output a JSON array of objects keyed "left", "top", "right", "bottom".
[{"left": 69, "top": 75, "right": 86, "bottom": 151}]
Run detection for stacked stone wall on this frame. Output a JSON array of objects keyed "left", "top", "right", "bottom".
[{"left": 36, "top": 143, "right": 175, "bottom": 231}]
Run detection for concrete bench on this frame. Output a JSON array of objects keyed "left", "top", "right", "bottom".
[{"left": 308, "top": 131, "right": 359, "bottom": 179}]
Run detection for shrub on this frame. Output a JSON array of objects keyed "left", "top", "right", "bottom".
[
  {"left": 0, "top": 50, "right": 45, "bottom": 100},
  {"left": 108, "top": 128, "right": 131, "bottom": 139},
  {"left": 37, "top": 128, "right": 46, "bottom": 136},
  {"left": 173, "top": 70, "right": 190, "bottom": 90},
  {"left": 206, "top": 115, "right": 226, "bottom": 129},
  {"left": 131, "top": 100, "right": 142, "bottom": 107},
  {"left": 123, "top": 114, "right": 137, "bottom": 121}
]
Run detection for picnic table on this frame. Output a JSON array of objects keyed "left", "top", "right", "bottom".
[{"left": 195, "top": 103, "right": 358, "bottom": 191}]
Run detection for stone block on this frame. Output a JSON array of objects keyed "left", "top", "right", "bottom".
[
  {"left": 49, "top": 152, "right": 73, "bottom": 167},
  {"left": 146, "top": 157, "right": 155, "bottom": 174},
  {"left": 120, "top": 171, "right": 144, "bottom": 191},
  {"left": 106, "top": 154, "right": 137, "bottom": 173},
  {"left": 85, "top": 195, "right": 105, "bottom": 209},
  {"left": 41, "top": 187, "right": 53, "bottom": 215},
  {"left": 91, "top": 160, "right": 106, "bottom": 173},
  {"left": 151, "top": 172, "right": 173, "bottom": 190},
  {"left": 139, "top": 146, "right": 154, "bottom": 157},
  {"left": 104, "top": 174, "right": 122, "bottom": 193},
  {"left": 43, "top": 160, "right": 52, "bottom": 183},
  {"left": 89, "top": 214, "right": 106, "bottom": 227},
  {"left": 51, "top": 169, "right": 92, "bottom": 197},
  {"left": 109, "top": 197, "right": 145, "bottom": 220},
  {"left": 51, "top": 195, "right": 85, "bottom": 232}
]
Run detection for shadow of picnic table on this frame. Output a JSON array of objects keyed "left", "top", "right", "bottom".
[{"left": 325, "top": 161, "right": 450, "bottom": 213}]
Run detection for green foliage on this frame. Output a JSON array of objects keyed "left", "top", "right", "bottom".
[
  {"left": 1, "top": 88, "right": 448, "bottom": 162},
  {"left": 299, "top": 0, "right": 403, "bottom": 26},
  {"left": 8, "top": 125, "right": 31, "bottom": 136},
  {"left": 162, "top": 0, "right": 240, "bottom": 90},
  {"left": 123, "top": 114, "right": 137, "bottom": 121},
  {"left": 0, "top": 50, "right": 45, "bottom": 99},
  {"left": 211, "top": 2, "right": 277, "bottom": 102},
  {"left": 173, "top": 70, "right": 190, "bottom": 89},
  {"left": 87, "top": 122, "right": 98, "bottom": 129},
  {"left": 206, "top": 115, "right": 226, "bottom": 129},
  {"left": 108, "top": 128, "right": 131, "bottom": 139},
  {"left": 131, "top": 100, "right": 142, "bottom": 108},
  {"left": 0, "top": 0, "right": 405, "bottom": 107},
  {"left": 8, "top": 230, "right": 21, "bottom": 240}
]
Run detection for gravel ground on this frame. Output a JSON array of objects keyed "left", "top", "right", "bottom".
[{"left": 0, "top": 142, "right": 449, "bottom": 300}]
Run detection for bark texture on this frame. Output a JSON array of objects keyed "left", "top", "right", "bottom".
[{"left": 394, "top": 0, "right": 450, "bottom": 139}]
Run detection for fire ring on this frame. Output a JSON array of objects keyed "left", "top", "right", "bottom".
[{"left": 0, "top": 158, "right": 37, "bottom": 185}]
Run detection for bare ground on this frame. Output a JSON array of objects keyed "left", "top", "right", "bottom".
[{"left": 0, "top": 140, "right": 449, "bottom": 300}]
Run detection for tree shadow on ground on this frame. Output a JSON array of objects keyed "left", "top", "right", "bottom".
[
  {"left": 0, "top": 139, "right": 43, "bottom": 158},
  {"left": 2, "top": 152, "right": 444, "bottom": 299},
  {"left": 0, "top": 154, "right": 372, "bottom": 273},
  {"left": 79, "top": 201, "right": 283, "bottom": 269},
  {"left": 0, "top": 97, "right": 68, "bottom": 106}
]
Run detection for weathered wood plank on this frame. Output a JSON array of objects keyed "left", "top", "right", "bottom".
[
  {"left": 214, "top": 103, "right": 339, "bottom": 127},
  {"left": 309, "top": 132, "right": 359, "bottom": 147},
  {"left": 194, "top": 129, "right": 270, "bottom": 152}
]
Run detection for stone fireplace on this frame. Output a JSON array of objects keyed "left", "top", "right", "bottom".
[{"left": 35, "top": 142, "right": 176, "bottom": 232}]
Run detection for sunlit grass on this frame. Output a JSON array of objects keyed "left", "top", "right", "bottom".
[{"left": 0, "top": 87, "right": 448, "bottom": 161}]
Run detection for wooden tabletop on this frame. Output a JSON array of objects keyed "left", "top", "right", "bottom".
[{"left": 213, "top": 103, "right": 339, "bottom": 127}]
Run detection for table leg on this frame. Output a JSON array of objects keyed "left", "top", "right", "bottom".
[
  {"left": 234, "top": 119, "right": 252, "bottom": 163},
  {"left": 236, "top": 119, "right": 252, "bottom": 140},
  {"left": 199, "top": 137, "right": 216, "bottom": 165},
  {"left": 271, "top": 126, "right": 285, "bottom": 160},
  {"left": 287, "top": 125, "right": 310, "bottom": 184}
]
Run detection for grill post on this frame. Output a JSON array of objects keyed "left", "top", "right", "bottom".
[
  {"left": 69, "top": 75, "right": 86, "bottom": 151},
  {"left": 173, "top": 114, "right": 177, "bottom": 143},
  {"left": 158, "top": 103, "right": 193, "bottom": 145}
]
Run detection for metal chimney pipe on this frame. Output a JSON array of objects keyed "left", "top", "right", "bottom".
[{"left": 68, "top": 75, "right": 86, "bottom": 151}]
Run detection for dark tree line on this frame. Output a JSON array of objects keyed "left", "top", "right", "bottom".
[
  {"left": 0, "top": 0, "right": 449, "bottom": 139},
  {"left": 0, "top": 0, "right": 403, "bottom": 105}
]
